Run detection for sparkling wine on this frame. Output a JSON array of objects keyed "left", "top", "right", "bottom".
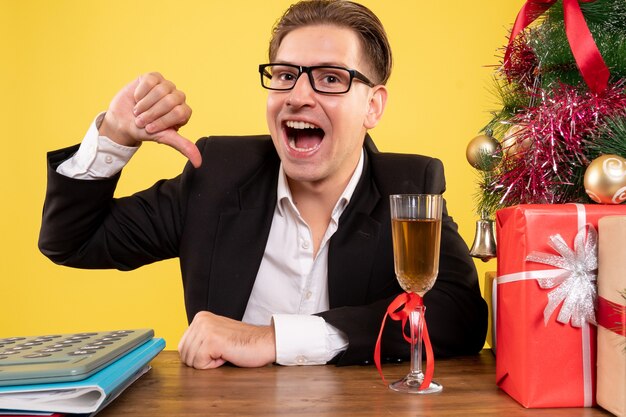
[{"left": 391, "top": 218, "right": 441, "bottom": 295}]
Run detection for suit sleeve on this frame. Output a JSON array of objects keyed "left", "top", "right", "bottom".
[
  {"left": 38, "top": 143, "right": 197, "bottom": 271},
  {"left": 318, "top": 157, "right": 488, "bottom": 366}
]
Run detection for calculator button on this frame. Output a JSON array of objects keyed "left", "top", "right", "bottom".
[
  {"left": 4, "top": 337, "right": 26, "bottom": 342},
  {"left": 19, "top": 342, "right": 43, "bottom": 347},
  {"left": 40, "top": 335, "right": 62, "bottom": 339},
  {"left": 38, "top": 348, "right": 63, "bottom": 353},
  {"left": 0, "top": 351, "right": 20, "bottom": 355},
  {"left": 0, "top": 356, "right": 7, "bottom": 360},
  {"left": 24, "top": 353, "right": 52, "bottom": 359},
  {"left": 81, "top": 345, "right": 105, "bottom": 350},
  {"left": 69, "top": 336, "right": 90, "bottom": 340},
  {"left": 76, "top": 332, "right": 98, "bottom": 336},
  {"left": 50, "top": 343, "right": 68, "bottom": 349},
  {"left": 100, "top": 337, "right": 121, "bottom": 341},
  {"left": 59, "top": 340, "right": 80, "bottom": 344},
  {"left": 9, "top": 346, "right": 31, "bottom": 351},
  {"left": 68, "top": 350, "right": 96, "bottom": 356},
  {"left": 112, "top": 330, "right": 134, "bottom": 334}
]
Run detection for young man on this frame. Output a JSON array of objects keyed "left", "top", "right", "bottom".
[{"left": 39, "top": 0, "right": 487, "bottom": 369}]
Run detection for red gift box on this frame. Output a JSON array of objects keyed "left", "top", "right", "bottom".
[{"left": 495, "top": 203, "right": 626, "bottom": 408}]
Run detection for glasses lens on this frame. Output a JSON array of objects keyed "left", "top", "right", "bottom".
[
  {"left": 262, "top": 65, "right": 299, "bottom": 90},
  {"left": 310, "top": 67, "right": 351, "bottom": 93}
]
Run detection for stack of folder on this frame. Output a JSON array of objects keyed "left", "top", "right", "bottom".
[{"left": 0, "top": 336, "right": 165, "bottom": 416}]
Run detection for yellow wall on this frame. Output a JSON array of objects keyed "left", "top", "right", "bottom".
[{"left": 2, "top": 1, "right": 521, "bottom": 347}]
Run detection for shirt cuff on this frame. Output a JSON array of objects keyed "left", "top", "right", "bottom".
[
  {"left": 272, "top": 314, "right": 348, "bottom": 366},
  {"left": 56, "top": 112, "right": 139, "bottom": 179}
]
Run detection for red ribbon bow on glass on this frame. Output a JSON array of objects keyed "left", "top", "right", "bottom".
[
  {"left": 374, "top": 292, "right": 434, "bottom": 389},
  {"left": 504, "top": 0, "right": 610, "bottom": 94}
]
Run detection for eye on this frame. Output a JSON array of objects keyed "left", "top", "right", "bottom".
[
  {"left": 278, "top": 72, "right": 297, "bottom": 82},
  {"left": 314, "top": 68, "right": 350, "bottom": 90},
  {"left": 271, "top": 66, "right": 298, "bottom": 82}
]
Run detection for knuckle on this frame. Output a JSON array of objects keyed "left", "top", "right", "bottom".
[
  {"left": 162, "top": 93, "right": 178, "bottom": 108},
  {"left": 194, "top": 310, "right": 210, "bottom": 321},
  {"left": 171, "top": 105, "right": 186, "bottom": 120},
  {"left": 142, "top": 72, "right": 160, "bottom": 87},
  {"left": 145, "top": 71, "right": 163, "bottom": 80},
  {"left": 152, "top": 83, "right": 169, "bottom": 96}
]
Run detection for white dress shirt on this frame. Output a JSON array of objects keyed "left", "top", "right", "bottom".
[{"left": 57, "top": 114, "right": 360, "bottom": 365}]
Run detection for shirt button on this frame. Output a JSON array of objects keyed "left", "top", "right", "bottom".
[
  {"left": 104, "top": 155, "right": 113, "bottom": 164},
  {"left": 296, "top": 355, "right": 307, "bottom": 364},
  {"left": 305, "top": 291, "right": 312, "bottom": 300},
  {"left": 301, "top": 240, "right": 310, "bottom": 250}
]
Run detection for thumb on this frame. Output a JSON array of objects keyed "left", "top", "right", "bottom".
[{"left": 155, "top": 129, "right": 203, "bottom": 168}]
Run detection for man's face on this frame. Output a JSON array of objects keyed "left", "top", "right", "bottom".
[{"left": 266, "top": 25, "right": 386, "bottom": 189}]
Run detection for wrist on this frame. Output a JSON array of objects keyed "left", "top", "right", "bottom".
[
  {"left": 261, "top": 323, "right": 277, "bottom": 365},
  {"left": 99, "top": 113, "right": 141, "bottom": 147}
]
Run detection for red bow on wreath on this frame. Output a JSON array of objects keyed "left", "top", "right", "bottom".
[{"left": 504, "top": 0, "right": 610, "bottom": 94}]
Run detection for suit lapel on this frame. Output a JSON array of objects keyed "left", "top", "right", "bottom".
[
  {"left": 207, "top": 158, "right": 279, "bottom": 320},
  {"left": 328, "top": 141, "right": 383, "bottom": 307}
]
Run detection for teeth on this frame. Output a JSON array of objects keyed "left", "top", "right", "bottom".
[{"left": 286, "top": 120, "right": 319, "bottom": 129}]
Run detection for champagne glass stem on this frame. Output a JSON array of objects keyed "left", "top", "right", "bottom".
[{"left": 409, "top": 305, "right": 425, "bottom": 381}]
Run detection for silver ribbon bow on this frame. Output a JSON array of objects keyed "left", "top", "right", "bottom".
[{"left": 525, "top": 225, "right": 598, "bottom": 327}]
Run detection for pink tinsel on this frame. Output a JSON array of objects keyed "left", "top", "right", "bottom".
[{"left": 492, "top": 82, "right": 626, "bottom": 206}]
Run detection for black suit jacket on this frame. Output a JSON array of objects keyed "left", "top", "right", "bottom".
[{"left": 39, "top": 134, "right": 487, "bottom": 365}]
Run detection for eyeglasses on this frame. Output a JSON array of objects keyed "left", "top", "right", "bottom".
[{"left": 259, "top": 63, "right": 375, "bottom": 94}]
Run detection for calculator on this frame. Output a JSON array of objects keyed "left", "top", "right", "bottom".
[{"left": 0, "top": 329, "right": 155, "bottom": 386}]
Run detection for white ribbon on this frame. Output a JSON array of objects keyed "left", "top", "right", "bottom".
[{"left": 525, "top": 224, "right": 598, "bottom": 327}]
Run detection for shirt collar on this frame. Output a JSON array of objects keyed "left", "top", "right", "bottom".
[{"left": 276, "top": 149, "right": 365, "bottom": 221}]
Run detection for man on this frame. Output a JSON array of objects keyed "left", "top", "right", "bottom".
[{"left": 39, "top": 0, "right": 487, "bottom": 369}]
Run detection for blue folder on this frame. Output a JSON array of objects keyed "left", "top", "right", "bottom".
[{"left": 0, "top": 338, "right": 165, "bottom": 415}]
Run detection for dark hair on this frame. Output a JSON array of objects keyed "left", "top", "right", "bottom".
[{"left": 268, "top": 0, "right": 393, "bottom": 85}]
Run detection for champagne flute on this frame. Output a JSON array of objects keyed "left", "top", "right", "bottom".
[{"left": 389, "top": 194, "right": 443, "bottom": 394}]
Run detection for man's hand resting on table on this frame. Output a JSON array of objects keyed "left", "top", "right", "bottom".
[
  {"left": 178, "top": 311, "right": 277, "bottom": 369},
  {"left": 99, "top": 72, "right": 202, "bottom": 168}
]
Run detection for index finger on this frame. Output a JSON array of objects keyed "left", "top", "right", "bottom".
[{"left": 133, "top": 72, "right": 167, "bottom": 105}]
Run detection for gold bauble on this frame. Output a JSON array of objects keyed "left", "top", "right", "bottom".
[
  {"left": 501, "top": 124, "right": 531, "bottom": 159},
  {"left": 466, "top": 134, "right": 502, "bottom": 171},
  {"left": 584, "top": 154, "right": 626, "bottom": 204}
]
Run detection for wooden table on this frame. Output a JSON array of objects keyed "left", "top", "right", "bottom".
[{"left": 99, "top": 350, "right": 610, "bottom": 416}]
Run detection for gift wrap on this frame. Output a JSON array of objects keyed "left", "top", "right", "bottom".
[
  {"left": 597, "top": 216, "right": 626, "bottom": 417},
  {"left": 483, "top": 271, "right": 497, "bottom": 352},
  {"left": 496, "top": 204, "right": 626, "bottom": 408}
]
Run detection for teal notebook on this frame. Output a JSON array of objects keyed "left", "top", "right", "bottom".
[{"left": 0, "top": 338, "right": 165, "bottom": 415}]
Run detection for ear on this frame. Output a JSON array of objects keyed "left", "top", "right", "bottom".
[{"left": 364, "top": 85, "right": 388, "bottom": 129}]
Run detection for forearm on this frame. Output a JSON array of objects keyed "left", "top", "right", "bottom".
[
  {"left": 39, "top": 145, "right": 186, "bottom": 270},
  {"left": 39, "top": 150, "right": 122, "bottom": 266}
]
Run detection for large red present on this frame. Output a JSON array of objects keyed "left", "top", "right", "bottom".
[{"left": 495, "top": 204, "right": 626, "bottom": 408}]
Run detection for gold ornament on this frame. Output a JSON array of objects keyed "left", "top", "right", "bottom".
[
  {"left": 466, "top": 134, "right": 502, "bottom": 171},
  {"left": 584, "top": 154, "right": 626, "bottom": 204},
  {"left": 501, "top": 124, "right": 531, "bottom": 159}
]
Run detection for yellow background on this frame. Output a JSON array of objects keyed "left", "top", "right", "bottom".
[{"left": 2, "top": 1, "right": 521, "bottom": 348}]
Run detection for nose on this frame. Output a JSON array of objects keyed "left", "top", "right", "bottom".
[{"left": 286, "top": 72, "right": 316, "bottom": 108}]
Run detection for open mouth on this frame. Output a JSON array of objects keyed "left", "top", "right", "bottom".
[{"left": 284, "top": 120, "right": 325, "bottom": 152}]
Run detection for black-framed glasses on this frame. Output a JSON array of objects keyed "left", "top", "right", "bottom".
[{"left": 259, "top": 63, "right": 375, "bottom": 94}]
